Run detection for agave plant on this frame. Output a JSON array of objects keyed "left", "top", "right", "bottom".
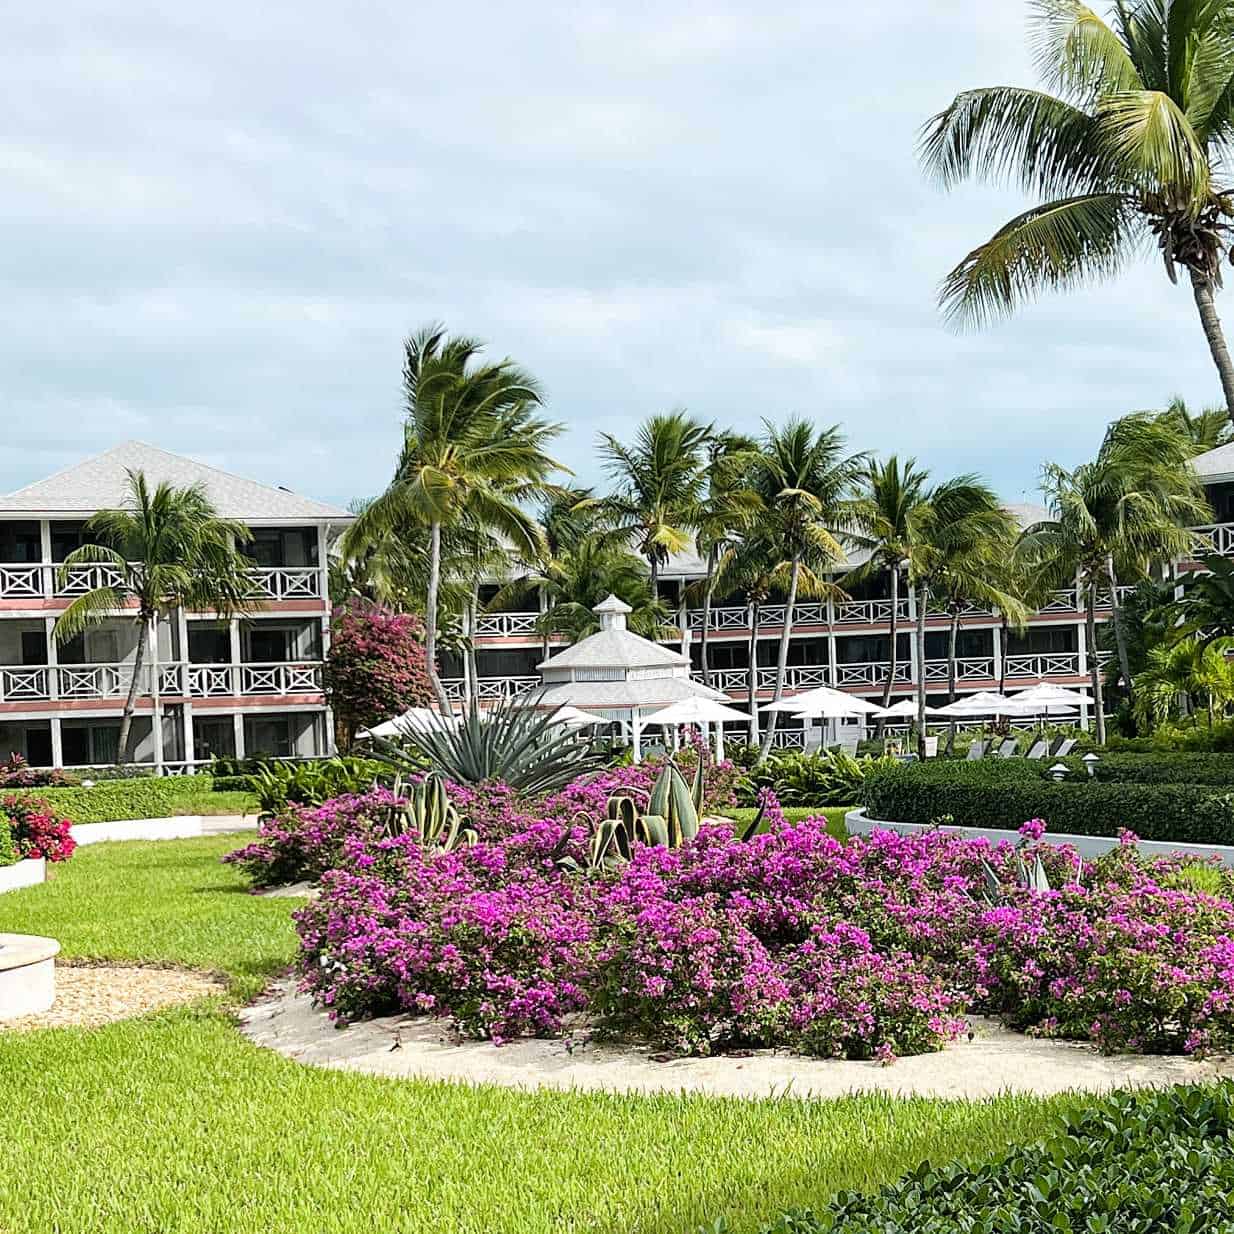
[
  {"left": 379, "top": 772, "right": 479, "bottom": 851},
  {"left": 371, "top": 694, "right": 605, "bottom": 794},
  {"left": 555, "top": 816, "right": 633, "bottom": 876}
]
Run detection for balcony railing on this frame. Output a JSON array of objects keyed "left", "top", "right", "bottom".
[
  {"left": 440, "top": 675, "right": 540, "bottom": 702},
  {"left": 473, "top": 612, "right": 545, "bottom": 638},
  {"left": 0, "top": 564, "right": 322, "bottom": 602},
  {"left": 0, "top": 660, "right": 323, "bottom": 704},
  {"left": 1191, "top": 523, "right": 1234, "bottom": 557}
]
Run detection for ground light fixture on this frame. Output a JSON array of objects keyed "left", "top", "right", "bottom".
[
  {"left": 1048, "top": 763, "right": 1068, "bottom": 782},
  {"left": 1082, "top": 753, "right": 1100, "bottom": 778}
]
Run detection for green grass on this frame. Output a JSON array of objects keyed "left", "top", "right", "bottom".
[
  {"left": 0, "top": 836, "right": 295, "bottom": 1000},
  {"left": 0, "top": 831, "right": 1073, "bottom": 1233},
  {"left": 730, "top": 805, "right": 852, "bottom": 839}
]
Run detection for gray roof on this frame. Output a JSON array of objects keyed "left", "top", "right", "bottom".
[
  {"left": 527, "top": 676, "right": 730, "bottom": 710},
  {"left": 538, "top": 628, "right": 690, "bottom": 672},
  {"left": 0, "top": 441, "right": 353, "bottom": 523},
  {"left": 1192, "top": 442, "right": 1234, "bottom": 481}
]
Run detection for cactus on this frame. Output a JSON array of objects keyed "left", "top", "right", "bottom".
[{"left": 380, "top": 772, "right": 478, "bottom": 852}]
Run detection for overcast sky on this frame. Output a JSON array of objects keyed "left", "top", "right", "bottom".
[{"left": 2, "top": 2, "right": 1226, "bottom": 510}]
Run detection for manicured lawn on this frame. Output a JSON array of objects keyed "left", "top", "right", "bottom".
[
  {"left": 0, "top": 832, "right": 1072, "bottom": 1234},
  {"left": 730, "top": 804, "right": 852, "bottom": 839}
]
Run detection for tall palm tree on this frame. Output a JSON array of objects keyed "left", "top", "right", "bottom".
[
  {"left": 749, "top": 419, "right": 866, "bottom": 761},
  {"left": 53, "top": 470, "right": 254, "bottom": 764},
  {"left": 907, "top": 479, "right": 1023, "bottom": 757},
  {"left": 692, "top": 432, "right": 760, "bottom": 687},
  {"left": 846, "top": 456, "right": 931, "bottom": 729},
  {"left": 595, "top": 412, "right": 713, "bottom": 597},
  {"left": 921, "top": 0, "right": 1234, "bottom": 418},
  {"left": 1157, "top": 395, "right": 1234, "bottom": 452},
  {"left": 1019, "top": 413, "right": 1210, "bottom": 741},
  {"left": 342, "top": 325, "right": 565, "bottom": 711}
]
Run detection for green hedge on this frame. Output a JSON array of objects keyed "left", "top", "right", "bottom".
[
  {"left": 1065, "top": 751, "right": 1234, "bottom": 786},
  {"left": 0, "top": 821, "right": 14, "bottom": 868},
  {"left": 747, "top": 1084, "right": 1234, "bottom": 1233},
  {"left": 5, "top": 776, "right": 230, "bottom": 824},
  {"left": 861, "top": 759, "right": 1234, "bottom": 845}
]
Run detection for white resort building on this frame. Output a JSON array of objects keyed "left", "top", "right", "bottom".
[{"left": 0, "top": 442, "right": 351, "bottom": 771}]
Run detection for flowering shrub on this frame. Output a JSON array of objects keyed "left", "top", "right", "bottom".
[
  {"left": 322, "top": 601, "right": 434, "bottom": 748},
  {"left": 0, "top": 753, "right": 76, "bottom": 789},
  {"left": 294, "top": 789, "right": 1234, "bottom": 1061},
  {"left": 1, "top": 794, "right": 76, "bottom": 862}
]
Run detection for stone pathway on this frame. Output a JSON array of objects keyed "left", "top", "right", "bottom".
[{"left": 239, "top": 981, "right": 1234, "bottom": 1101}]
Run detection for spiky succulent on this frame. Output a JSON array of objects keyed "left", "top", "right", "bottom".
[{"left": 380, "top": 772, "right": 478, "bottom": 852}]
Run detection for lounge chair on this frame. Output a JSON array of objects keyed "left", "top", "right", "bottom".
[
  {"left": 965, "top": 739, "right": 987, "bottom": 760},
  {"left": 996, "top": 738, "right": 1019, "bottom": 758},
  {"left": 1054, "top": 737, "right": 1078, "bottom": 757},
  {"left": 1025, "top": 739, "right": 1048, "bottom": 760}
]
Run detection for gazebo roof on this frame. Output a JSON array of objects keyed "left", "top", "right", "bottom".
[
  {"left": 528, "top": 676, "right": 729, "bottom": 711},
  {"left": 537, "top": 594, "right": 689, "bottom": 672}
]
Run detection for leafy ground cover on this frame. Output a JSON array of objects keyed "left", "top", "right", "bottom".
[
  {"left": 8, "top": 775, "right": 257, "bottom": 822},
  {"left": 730, "top": 805, "right": 851, "bottom": 839},
  {"left": 0, "top": 832, "right": 1071, "bottom": 1234}
]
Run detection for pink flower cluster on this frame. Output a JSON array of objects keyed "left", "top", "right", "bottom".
[{"left": 1, "top": 793, "right": 76, "bottom": 862}]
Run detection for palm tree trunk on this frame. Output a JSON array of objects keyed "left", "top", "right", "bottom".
[
  {"left": 1189, "top": 268, "right": 1234, "bottom": 422},
  {"left": 1105, "top": 555, "right": 1134, "bottom": 704},
  {"left": 998, "top": 614, "right": 1009, "bottom": 696},
  {"left": 466, "top": 580, "right": 481, "bottom": 710},
  {"left": 747, "top": 601, "right": 760, "bottom": 747},
  {"left": 425, "top": 521, "right": 451, "bottom": 713},
  {"left": 946, "top": 606, "right": 960, "bottom": 755},
  {"left": 1086, "top": 583, "right": 1107, "bottom": 745},
  {"left": 915, "top": 584, "right": 929, "bottom": 759},
  {"left": 117, "top": 617, "right": 148, "bottom": 765},
  {"left": 700, "top": 545, "right": 717, "bottom": 688},
  {"left": 759, "top": 557, "right": 801, "bottom": 762},
  {"left": 649, "top": 555, "right": 659, "bottom": 603},
  {"left": 875, "top": 565, "right": 899, "bottom": 740}
]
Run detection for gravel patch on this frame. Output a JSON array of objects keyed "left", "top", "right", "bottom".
[
  {"left": 240, "top": 981, "right": 1234, "bottom": 1101},
  {"left": 1, "top": 964, "right": 225, "bottom": 1032}
]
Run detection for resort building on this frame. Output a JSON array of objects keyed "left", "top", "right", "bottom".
[
  {"left": 452, "top": 445, "right": 1234, "bottom": 746},
  {"left": 0, "top": 442, "right": 351, "bottom": 771}
]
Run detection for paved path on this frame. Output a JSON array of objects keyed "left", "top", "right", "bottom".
[{"left": 240, "top": 982, "right": 1234, "bottom": 1101}]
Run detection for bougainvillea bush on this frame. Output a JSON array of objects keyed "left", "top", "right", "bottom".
[
  {"left": 0, "top": 794, "right": 76, "bottom": 862},
  {"left": 292, "top": 789, "right": 1234, "bottom": 1060},
  {"left": 322, "top": 601, "right": 434, "bottom": 748}
]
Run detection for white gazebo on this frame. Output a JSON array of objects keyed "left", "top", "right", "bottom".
[{"left": 527, "top": 595, "right": 732, "bottom": 760}]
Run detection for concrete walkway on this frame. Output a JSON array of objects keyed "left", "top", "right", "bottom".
[{"left": 239, "top": 982, "right": 1234, "bottom": 1101}]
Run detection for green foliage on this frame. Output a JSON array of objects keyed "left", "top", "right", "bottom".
[
  {"left": 7, "top": 775, "right": 252, "bottom": 825},
  {"left": 372, "top": 695, "right": 605, "bottom": 794},
  {"left": 249, "top": 757, "right": 388, "bottom": 816},
  {"left": 379, "top": 773, "right": 478, "bottom": 851},
  {"left": 737, "top": 750, "right": 884, "bottom": 808},
  {"left": 743, "top": 1084, "right": 1234, "bottom": 1234},
  {"left": 1066, "top": 751, "right": 1234, "bottom": 786},
  {"left": 607, "top": 763, "right": 702, "bottom": 853},
  {"left": 0, "top": 821, "right": 16, "bottom": 868},
  {"left": 861, "top": 758, "right": 1234, "bottom": 845},
  {"left": 1165, "top": 862, "right": 1228, "bottom": 897}
]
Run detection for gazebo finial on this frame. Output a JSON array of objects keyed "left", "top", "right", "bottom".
[{"left": 593, "top": 593, "right": 633, "bottom": 631}]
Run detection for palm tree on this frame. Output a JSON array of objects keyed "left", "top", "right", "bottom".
[
  {"left": 846, "top": 456, "right": 931, "bottom": 730},
  {"left": 907, "top": 479, "right": 1023, "bottom": 756},
  {"left": 921, "top": 0, "right": 1234, "bottom": 418},
  {"left": 1157, "top": 395, "right": 1234, "bottom": 452},
  {"left": 1135, "top": 635, "right": 1234, "bottom": 728},
  {"left": 692, "top": 432, "right": 760, "bottom": 687},
  {"left": 1020, "top": 413, "right": 1210, "bottom": 741},
  {"left": 53, "top": 470, "right": 254, "bottom": 764},
  {"left": 1175, "top": 552, "right": 1234, "bottom": 641},
  {"left": 749, "top": 419, "right": 865, "bottom": 761},
  {"left": 595, "top": 412, "right": 713, "bottom": 597},
  {"left": 341, "top": 325, "right": 565, "bottom": 711}
]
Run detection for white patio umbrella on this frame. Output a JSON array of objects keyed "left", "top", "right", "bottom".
[
  {"left": 875, "top": 698, "right": 948, "bottom": 718},
  {"left": 1011, "top": 684, "right": 1094, "bottom": 707},
  {"left": 644, "top": 696, "right": 751, "bottom": 761},
  {"left": 934, "top": 691, "right": 1039, "bottom": 717},
  {"left": 546, "top": 706, "right": 610, "bottom": 728},
  {"left": 357, "top": 708, "right": 460, "bottom": 740},
  {"left": 762, "top": 686, "right": 885, "bottom": 716}
]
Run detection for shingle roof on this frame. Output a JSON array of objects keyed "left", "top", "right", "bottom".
[
  {"left": 1192, "top": 442, "right": 1234, "bottom": 481},
  {"left": 538, "top": 628, "right": 689, "bottom": 672},
  {"left": 0, "top": 441, "right": 352, "bottom": 523}
]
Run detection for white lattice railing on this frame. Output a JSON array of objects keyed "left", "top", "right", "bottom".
[
  {"left": 0, "top": 565, "right": 43, "bottom": 598},
  {"left": 688, "top": 606, "right": 750, "bottom": 631},
  {"left": 439, "top": 675, "right": 541, "bottom": 702},
  {"left": 1191, "top": 523, "right": 1234, "bottom": 557},
  {"left": 246, "top": 568, "right": 322, "bottom": 601},
  {"left": 833, "top": 661, "right": 913, "bottom": 689},
  {"left": 0, "top": 660, "right": 325, "bottom": 703},
  {"left": 833, "top": 598, "right": 912, "bottom": 625},
  {"left": 474, "top": 612, "right": 542, "bottom": 637},
  {"left": 0, "top": 564, "right": 323, "bottom": 602},
  {"left": 923, "top": 657, "right": 996, "bottom": 683},
  {"left": 1003, "top": 653, "right": 1084, "bottom": 679}
]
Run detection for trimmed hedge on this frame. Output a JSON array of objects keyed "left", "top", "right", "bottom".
[
  {"left": 6, "top": 776, "right": 228, "bottom": 824},
  {"left": 861, "top": 758, "right": 1234, "bottom": 845},
  {"left": 1065, "top": 751, "right": 1234, "bottom": 786},
  {"left": 747, "top": 1084, "right": 1234, "bottom": 1233},
  {"left": 0, "top": 820, "right": 15, "bottom": 868}
]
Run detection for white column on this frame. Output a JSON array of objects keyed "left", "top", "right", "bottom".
[
  {"left": 1076, "top": 616, "right": 1090, "bottom": 732},
  {"left": 316, "top": 523, "right": 330, "bottom": 606},
  {"left": 39, "top": 520, "right": 52, "bottom": 598},
  {"left": 229, "top": 618, "right": 243, "bottom": 697},
  {"left": 151, "top": 615, "right": 164, "bottom": 772},
  {"left": 233, "top": 712, "right": 246, "bottom": 759},
  {"left": 50, "top": 718, "right": 63, "bottom": 770},
  {"left": 631, "top": 709, "right": 642, "bottom": 762},
  {"left": 991, "top": 622, "right": 1003, "bottom": 686}
]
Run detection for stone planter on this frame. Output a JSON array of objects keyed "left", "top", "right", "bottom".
[
  {"left": 0, "top": 933, "right": 59, "bottom": 1020},
  {"left": 0, "top": 858, "right": 46, "bottom": 894}
]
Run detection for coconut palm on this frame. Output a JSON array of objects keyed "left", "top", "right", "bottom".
[
  {"left": 1134, "top": 635, "right": 1234, "bottom": 727},
  {"left": 53, "top": 470, "right": 255, "bottom": 764},
  {"left": 846, "top": 456, "right": 932, "bottom": 728},
  {"left": 921, "top": 0, "right": 1234, "bottom": 417},
  {"left": 691, "top": 432, "right": 760, "bottom": 687},
  {"left": 594, "top": 412, "right": 713, "bottom": 596},
  {"left": 907, "top": 479, "right": 1024, "bottom": 756},
  {"left": 1157, "top": 395, "right": 1234, "bottom": 452},
  {"left": 341, "top": 325, "right": 565, "bottom": 711},
  {"left": 1019, "top": 412, "right": 1211, "bottom": 741},
  {"left": 748, "top": 419, "right": 866, "bottom": 761}
]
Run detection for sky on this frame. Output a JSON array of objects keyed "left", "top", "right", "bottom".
[{"left": 2, "top": 2, "right": 1228, "bottom": 512}]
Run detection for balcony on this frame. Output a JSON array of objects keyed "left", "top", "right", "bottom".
[
  {"left": 0, "top": 564, "right": 322, "bottom": 602},
  {"left": 0, "top": 661, "right": 323, "bottom": 704},
  {"left": 440, "top": 675, "right": 541, "bottom": 702},
  {"left": 1191, "top": 523, "right": 1234, "bottom": 557}
]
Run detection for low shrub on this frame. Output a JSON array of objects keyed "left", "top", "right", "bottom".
[
  {"left": 861, "top": 759, "right": 1234, "bottom": 844},
  {"left": 11, "top": 776, "right": 221, "bottom": 825},
  {"left": 0, "top": 820, "right": 15, "bottom": 868},
  {"left": 248, "top": 757, "right": 388, "bottom": 817},
  {"left": 1067, "top": 751, "right": 1234, "bottom": 785},
  {"left": 0, "top": 753, "right": 77, "bottom": 789},
  {"left": 735, "top": 750, "right": 884, "bottom": 808},
  {"left": 0, "top": 795, "right": 76, "bottom": 862},
  {"left": 740, "top": 1083, "right": 1234, "bottom": 1233}
]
